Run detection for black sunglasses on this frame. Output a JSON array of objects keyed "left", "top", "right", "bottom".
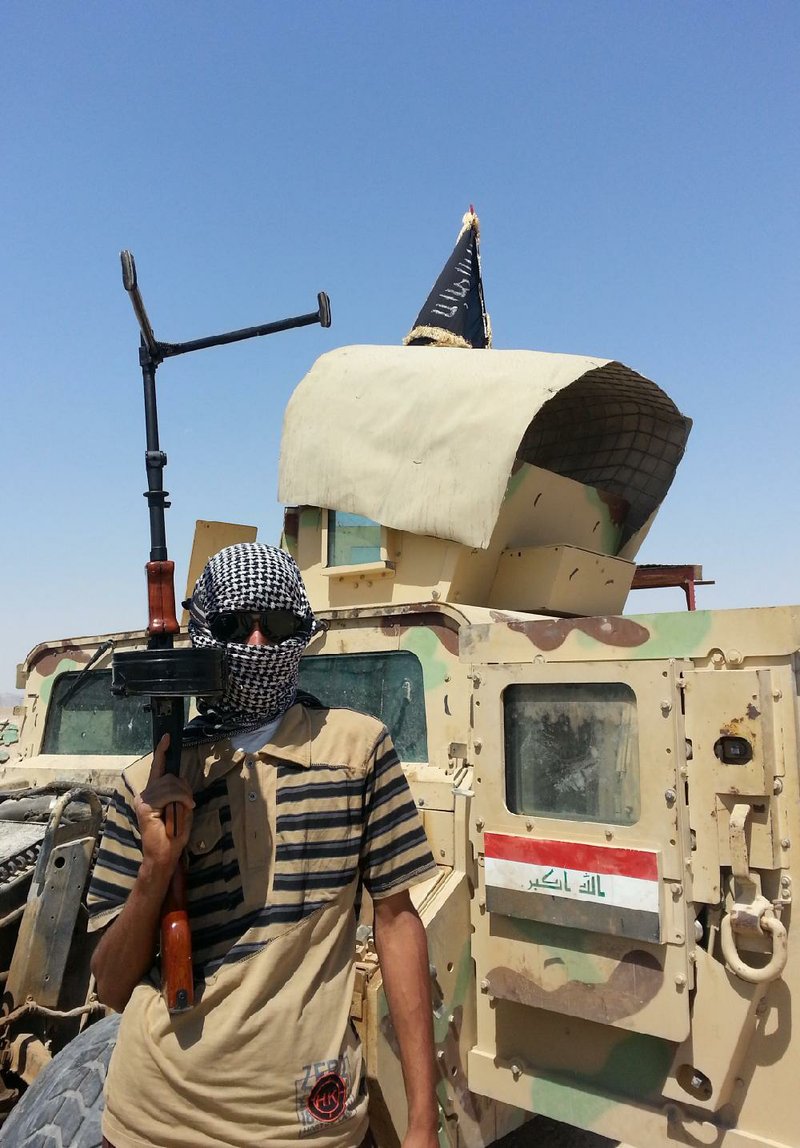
[{"left": 209, "top": 609, "right": 309, "bottom": 644}]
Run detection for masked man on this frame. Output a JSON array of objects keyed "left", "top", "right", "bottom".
[{"left": 88, "top": 543, "right": 439, "bottom": 1148}]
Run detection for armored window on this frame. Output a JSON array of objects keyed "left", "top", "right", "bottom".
[
  {"left": 504, "top": 682, "right": 639, "bottom": 825},
  {"left": 326, "top": 511, "right": 383, "bottom": 567},
  {"left": 42, "top": 671, "right": 185, "bottom": 756},
  {"left": 299, "top": 650, "right": 428, "bottom": 763}
]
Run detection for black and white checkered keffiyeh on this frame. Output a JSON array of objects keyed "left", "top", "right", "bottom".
[{"left": 186, "top": 543, "right": 320, "bottom": 741}]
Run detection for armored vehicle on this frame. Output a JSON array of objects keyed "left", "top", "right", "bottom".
[{"left": 1, "top": 344, "right": 797, "bottom": 1148}]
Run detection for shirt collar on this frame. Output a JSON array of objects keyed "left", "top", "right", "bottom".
[{"left": 200, "top": 702, "right": 313, "bottom": 781}]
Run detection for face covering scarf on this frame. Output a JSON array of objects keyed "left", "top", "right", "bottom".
[{"left": 185, "top": 543, "right": 321, "bottom": 743}]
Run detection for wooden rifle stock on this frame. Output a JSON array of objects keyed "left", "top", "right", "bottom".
[
  {"left": 146, "top": 560, "right": 194, "bottom": 1013},
  {"left": 160, "top": 859, "right": 194, "bottom": 1013}
]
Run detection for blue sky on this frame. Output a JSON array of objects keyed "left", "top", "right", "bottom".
[{"left": 2, "top": 2, "right": 798, "bottom": 691}]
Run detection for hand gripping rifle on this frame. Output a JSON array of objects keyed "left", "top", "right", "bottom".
[{"left": 111, "top": 252, "right": 331, "bottom": 1012}]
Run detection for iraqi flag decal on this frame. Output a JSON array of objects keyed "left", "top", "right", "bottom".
[{"left": 484, "top": 833, "right": 662, "bottom": 944}]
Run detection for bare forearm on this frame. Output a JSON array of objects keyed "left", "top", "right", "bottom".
[
  {"left": 374, "top": 893, "right": 438, "bottom": 1137},
  {"left": 91, "top": 861, "right": 171, "bottom": 1012}
]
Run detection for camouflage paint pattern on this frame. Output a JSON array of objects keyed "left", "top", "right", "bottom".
[
  {"left": 463, "top": 604, "right": 800, "bottom": 665},
  {"left": 463, "top": 604, "right": 800, "bottom": 1148},
  {"left": 1, "top": 723, "right": 19, "bottom": 746}
]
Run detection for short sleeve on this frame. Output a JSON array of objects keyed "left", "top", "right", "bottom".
[
  {"left": 359, "top": 728, "right": 438, "bottom": 900},
  {"left": 86, "top": 771, "right": 144, "bottom": 932}
]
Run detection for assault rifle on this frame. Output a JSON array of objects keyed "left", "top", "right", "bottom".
[{"left": 111, "top": 252, "right": 331, "bottom": 1012}]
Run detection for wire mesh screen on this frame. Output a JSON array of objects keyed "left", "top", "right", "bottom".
[{"left": 517, "top": 362, "right": 691, "bottom": 540}]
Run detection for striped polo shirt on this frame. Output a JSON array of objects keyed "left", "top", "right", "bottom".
[
  {"left": 87, "top": 702, "right": 438, "bottom": 1148},
  {"left": 88, "top": 700, "right": 437, "bottom": 972}
]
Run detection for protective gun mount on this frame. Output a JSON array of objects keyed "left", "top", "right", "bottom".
[{"left": 111, "top": 251, "right": 332, "bottom": 1012}]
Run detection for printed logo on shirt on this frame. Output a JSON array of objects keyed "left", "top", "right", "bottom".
[
  {"left": 308, "top": 1072, "right": 347, "bottom": 1121},
  {"left": 295, "top": 1057, "right": 353, "bottom": 1133}
]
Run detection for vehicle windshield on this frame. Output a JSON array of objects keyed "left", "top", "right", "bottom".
[
  {"left": 42, "top": 671, "right": 160, "bottom": 756},
  {"left": 42, "top": 649, "right": 428, "bottom": 762}
]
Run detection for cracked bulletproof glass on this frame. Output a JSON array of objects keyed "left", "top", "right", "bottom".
[{"left": 504, "top": 682, "right": 640, "bottom": 825}]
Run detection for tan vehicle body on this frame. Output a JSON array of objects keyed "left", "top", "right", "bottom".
[{"left": 5, "top": 346, "right": 797, "bottom": 1148}]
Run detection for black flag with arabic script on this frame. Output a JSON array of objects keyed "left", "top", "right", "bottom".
[{"left": 404, "top": 210, "right": 492, "bottom": 349}]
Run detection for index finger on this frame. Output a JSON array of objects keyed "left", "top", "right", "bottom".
[{"left": 147, "top": 732, "right": 171, "bottom": 784}]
